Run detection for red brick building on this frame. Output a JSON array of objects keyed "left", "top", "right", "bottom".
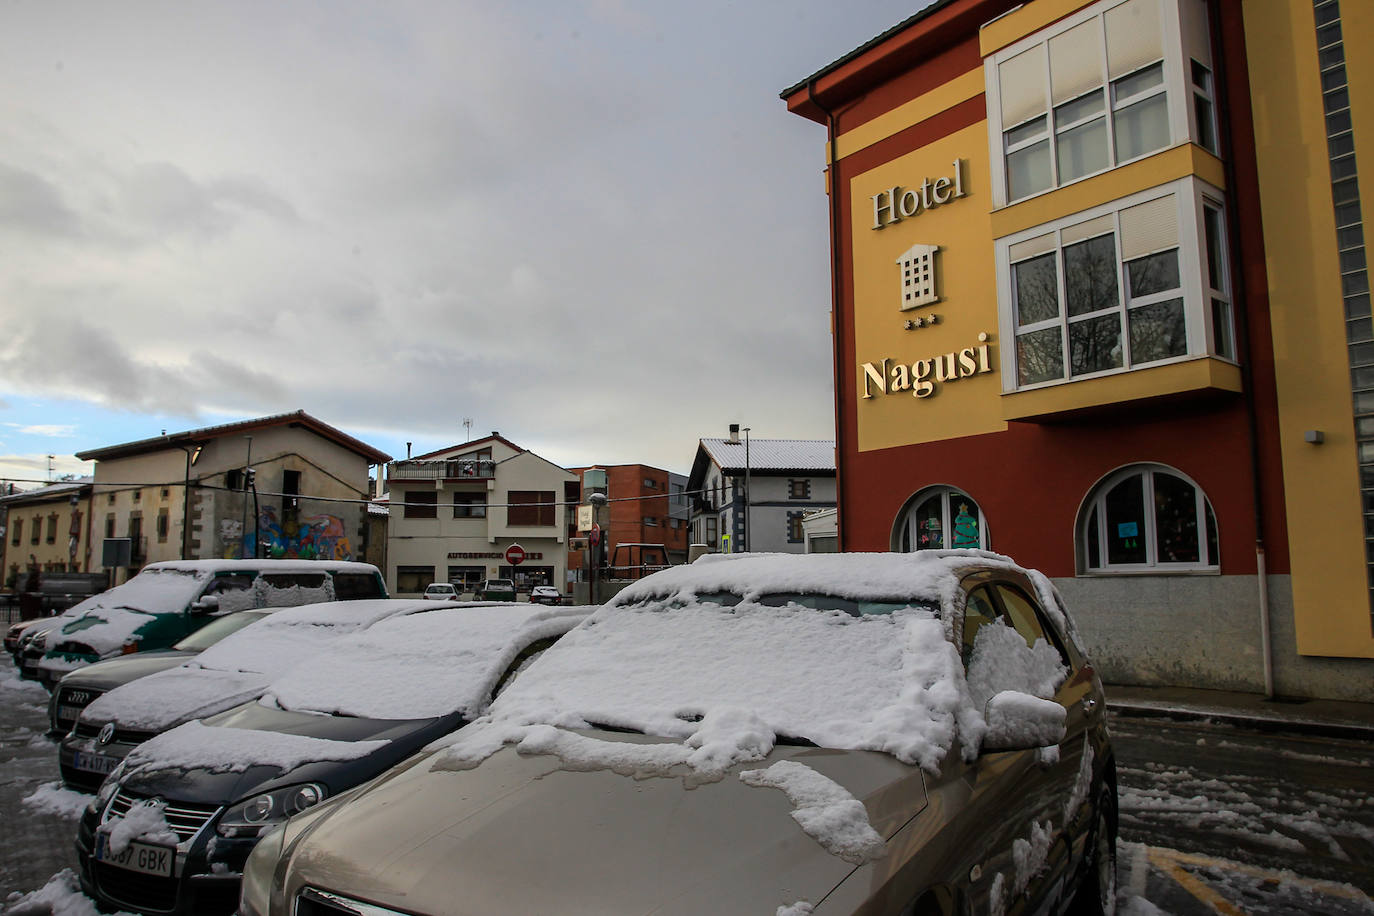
[{"left": 569, "top": 465, "right": 690, "bottom": 576}]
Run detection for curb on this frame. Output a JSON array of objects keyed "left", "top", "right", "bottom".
[{"left": 1106, "top": 701, "right": 1374, "bottom": 742}]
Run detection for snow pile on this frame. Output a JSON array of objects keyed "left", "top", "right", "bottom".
[
  {"left": 23, "top": 781, "right": 94, "bottom": 819},
  {"left": 104, "top": 799, "right": 179, "bottom": 854},
  {"left": 3, "top": 869, "right": 134, "bottom": 916},
  {"left": 776, "top": 902, "right": 814, "bottom": 916},
  {"left": 983, "top": 691, "right": 1066, "bottom": 750},
  {"left": 965, "top": 619, "right": 1066, "bottom": 710},
  {"left": 265, "top": 605, "right": 587, "bottom": 719},
  {"left": 81, "top": 599, "right": 430, "bottom": 729},
  {"left": 1012, "top": 820, "right": 1053, "bottom": 896},
  {"left": 1, "top": 669, "right": 49, "bottom": 697},
  {"left": 739, "top": 761, "right": 888, "bottom": 865},
  {"left": 124, "top": 720, "right": 387, "bottom": 777}
]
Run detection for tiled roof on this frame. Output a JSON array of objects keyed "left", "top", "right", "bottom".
[
  {"left": 0, "top": 477, "right": 94, "bottom": 505},
  {"left": 699, "top": 438, "right": 835, "bottom": 473},
  {"left": 74, "top": 410, "right": 391, "bottom": 464}
]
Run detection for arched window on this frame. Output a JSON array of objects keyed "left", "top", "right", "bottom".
[
  {"left": 1079, "top": 464, "right": 1218, "bottom": 572},
  {"left": 894, "top": 486, "right": 989, "bottom": 552}
]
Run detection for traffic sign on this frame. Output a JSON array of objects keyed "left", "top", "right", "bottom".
[
  {"left": 590, "top": 524, "right": 600, "bottom": 547},
  {"left": 504, "top": 543, "right": 527, "bottom": 566}
]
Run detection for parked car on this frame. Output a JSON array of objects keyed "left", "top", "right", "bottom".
[
  {"left": 57, "top": 598, "right": 441, "bottom": 792},
  {"left": 47, "top": 609, "right": 272, "bottom": 737},
  {"left": 529, "top": 585, "right": 564, "bottom": 605},
  {"left": 473, "top": 578, "right": 516, "bottom": 601},
  {"left": 237, "top": 550, "right": 1116, "bottom": 916},
  {"left": 77, "top": 602, "right": 590, "bottom": 915},
  {"left": 35, "top": 559, "right": 386, "bottom": 687},
  {"left": 421, "top": 582, "right": 458, "bottom": 600},
  {"left": 7, "top": 617, "right": 52, "bottom": 659}
]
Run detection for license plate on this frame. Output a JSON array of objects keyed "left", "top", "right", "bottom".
[
  {"left": 95, "top": 833, "right": 174, "bottom": 877},
  {"left": 72, "top": 750, "right": 119, "bottom": 775},
  {"left": 57, "top": 704, "right": 87, "bottom": 722}
]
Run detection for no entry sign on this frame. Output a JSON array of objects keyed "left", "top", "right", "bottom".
[{"left": 504, "top": 543, "right": 527, "bottom": 566}]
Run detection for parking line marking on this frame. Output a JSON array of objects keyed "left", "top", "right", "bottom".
[
  {"left": 1148, "top": 846, "right": 1372, "bottom": 902},
  {"left": 1148, "top": 849, "right": 1247, "bottom": 916}
]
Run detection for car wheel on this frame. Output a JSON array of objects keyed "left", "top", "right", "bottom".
[{"left": 1069, "top": 793, "right": 1117, "bottom": 916}]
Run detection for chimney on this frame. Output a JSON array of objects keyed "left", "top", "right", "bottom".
[
  {"left": 728, "top": 424, "right": 740, "bottom": 443},
  {"left": 406, "top": 442, "right": 412, "bottom": 459},
  {"left": 491, "top": 430, "right": 500, "bottom": 438}
]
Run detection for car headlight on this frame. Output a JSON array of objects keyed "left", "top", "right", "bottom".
[
  {"left": 238, "top": 823, "right": 287, "bottom": 916},
  {"left": 217, "top": 783, "right": 327, "bottom": 838}
]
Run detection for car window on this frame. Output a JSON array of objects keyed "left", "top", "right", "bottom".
[
  {"left": 757, "top": 593, "right": 936, "bottom": 617},
  {"left": 333, "top": 572, "right": 386, "bottom": 600},
  {"left": 172, "top": 610, "right": 269, "bottom": 651},
  {"left": 961, "top": 586, "right": 1001, "bottom": 668},
  {"left": 995, "top": 584, "right": 1069, "bottom": 667},
  {"left": 204, "top": 574, "right": 254, "bottom": 596},
  {"left": 259, "top": 573, "right": 328, "bottom": 589}
]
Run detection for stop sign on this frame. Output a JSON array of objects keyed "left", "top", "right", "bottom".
[{"left": 504, "top": 543, "right": 527, "bottom": 566}]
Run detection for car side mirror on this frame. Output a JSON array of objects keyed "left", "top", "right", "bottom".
[
  {"left": 981, "top": 690, "right": 1066, "bottom": 752},
  {"left": 190, "top": 594, "right": 220, "bottom": 615}
]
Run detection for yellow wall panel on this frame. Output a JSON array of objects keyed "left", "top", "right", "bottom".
[
  {"left": 980, "top": 0, "right": 1095, "bottom": 57},
  {"left": 1245, "top": 0, "right": 1374, "bottom": 658},
  {"left": 850, "top": 122, "right": 1008, "bottom": 451},
  {"left": 832, "top": 70, "right": 985, "bottom": 162}
]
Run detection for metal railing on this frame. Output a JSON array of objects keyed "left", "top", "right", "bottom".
[{"left": 388, "top": 458, "right": 496, "bottom": 481}]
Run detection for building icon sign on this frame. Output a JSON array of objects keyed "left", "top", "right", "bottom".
[{"left": 897, "top": 244, "right": 939, "bottom": 311}]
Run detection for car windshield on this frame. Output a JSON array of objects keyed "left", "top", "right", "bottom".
[
  {"left": 488, "top": 580, "right": 513, "bottom": 589},
  {"left": 264, "top": 605, "right": 586, "bottom": 720},
  {"left": 490, "top": 589, "right": 950, "bottom": 756},
  {"left": 172, "top": 611, "right": 270, "bottom": 651}
]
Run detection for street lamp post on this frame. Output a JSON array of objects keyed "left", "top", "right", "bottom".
[
  {"left": 588, "top": 491, "right": 608, "bottom": 604},
  {"left": 241, "top": 437, "right": 252, "bottom": 560}
]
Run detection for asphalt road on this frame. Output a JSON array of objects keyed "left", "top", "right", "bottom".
[{"left": 1, "top": 665, "right": 1372, "bottom": 914}]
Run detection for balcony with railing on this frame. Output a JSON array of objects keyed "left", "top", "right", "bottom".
[{"left": 388, "top": 458, "right": 496, "bottom": 482}]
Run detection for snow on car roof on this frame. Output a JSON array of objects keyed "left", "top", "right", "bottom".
[
  {"left": 446, "top": 551, "right": 1064, "bottom": 775},
  {"left": 81, "top": 599, "right": 438, "bottom": 729},
  {"left": 263, "top": 604, "right": 589, "bottom": 720},
  {"left": 41, "top": 567, "right": 211, "bottom": 658},
  {"left": 142, "top": 559, "right": 380, "bottom": 574}
]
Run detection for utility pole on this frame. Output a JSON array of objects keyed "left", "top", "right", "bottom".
[
  {"left": 743, "top": 427, "right": 751, "bottom": 553},
  {"left": 241, "top": 437, "right": 252, "bottom": 560}
]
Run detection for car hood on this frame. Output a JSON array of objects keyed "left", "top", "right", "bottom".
[
  {"left": 117, "top": 701, "right": 445, "bottom": 807},
  {"left": 57, "top": 651, "right": 193, "bottom": 693},
  {"left": 279, "top": 730, "right": 928, "bottom": 916},
  {"left": 81, "top": 667, "right": 271, "bottom": 731}
]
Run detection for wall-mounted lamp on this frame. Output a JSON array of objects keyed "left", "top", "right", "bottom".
[{"left": 1304, "top": 430, "right": 1325, "bottom": 444}]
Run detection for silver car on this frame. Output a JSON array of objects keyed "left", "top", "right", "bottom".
[{"left": 239, "top": 550, "right": 1116, "bottom": 916}]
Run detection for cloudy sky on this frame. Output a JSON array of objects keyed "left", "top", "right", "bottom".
[{"left": 0, "top": 0, "right": 924, "bottom": 484}]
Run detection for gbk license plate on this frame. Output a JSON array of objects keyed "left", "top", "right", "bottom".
[{"left": 95, "top": 833, "right": 174, "bottom": 877}]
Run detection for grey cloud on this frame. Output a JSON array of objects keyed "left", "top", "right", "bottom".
[
  {"left": 118, "top": 163, "right": 298, "bottom": 238},
  {"left": 0, "top": 163, "right": 81, "bottom": 236}
]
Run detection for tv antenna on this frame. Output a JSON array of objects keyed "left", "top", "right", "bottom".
[{"left": 463, "top": 418, "right": 473, "bottom": 442}]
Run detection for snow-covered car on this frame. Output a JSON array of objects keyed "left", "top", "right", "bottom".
[
  {"left": 236, "top": 550, "right": 1116, "bottom": 916},
  {"left": 14, "top": 618, "right": 65, "bottom": 679},
  {"left": 421, "top": 582, "right": 458, "bottom": 600},
  {"left": 529, "top": 585, "right": 564, "bottom": 605},
  {"left": 76, "top": 602, "right": 590, "bottom": 915},
  {"left": 57, "top": 598, "right": 437, "bottom": 793},
  {"left": 6, "top": 616, "right": 49, "bottom": 659},
  {"left": 35, "top": 559, "right": 387, "bottom": 687},
  {"left": 47, "top": 609, "right": 273, "bottom": 737}
]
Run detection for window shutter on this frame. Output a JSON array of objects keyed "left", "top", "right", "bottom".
[
  {"left": 1000, "top": 44, "right": 1048, "bottom": 127},
  {"left": 1105, "top": 0, "right": 1164, "bottom": 80},
  {"left": 1049, "top": 20, "right": 1105, "bottom": 104},
  {"left": 1060, "top": 213, "right": 1116, "bottom": 246},
  {"left": 1009, "top": 231, "right": 1056, "bottom": 264},
  {"left": 1119, "top": 194, "right": 1178, "bottom": 260}
]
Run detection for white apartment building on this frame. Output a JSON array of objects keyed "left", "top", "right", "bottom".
[{"left": 385, "top": 433, "right": 578, "bottom": 596}]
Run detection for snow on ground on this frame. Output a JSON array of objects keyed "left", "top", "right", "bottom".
[
  {"left": 2, "top": 869, "right": 135, "bottom": 916},
  {"left": 22, "top": 781, "right": 91, "bottom": 819},
  {"left": 0, "top": 670, "right": 48, "bottom": 700},
  {"left": 125, "top": 719, "right": 387, "bottom": 777},
  {"left": 775, "top": 902, "right": 815, "bottom": 916},
  {"left": 739, "top": 760, "right": 888, "bottom": 865}
]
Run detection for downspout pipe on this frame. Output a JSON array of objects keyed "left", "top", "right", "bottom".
[
  {"left": 1210, "top": 0, "right": 1273, "bottom": 698},
  {"left": 808, "top": 78, "right": 846, "bottom": 551}
]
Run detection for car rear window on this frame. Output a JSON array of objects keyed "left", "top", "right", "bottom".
[{"left": 333, "top": 572, "right": 386, "bottom": 600}]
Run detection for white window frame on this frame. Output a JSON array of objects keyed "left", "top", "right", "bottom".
[
  {"left": 985, "top": 0, "right": 1210, "bottom": 208},
  {"left": 997, "top": 176, "right": 1234, "bottom": 392},
  {"left": 1078, "top": 463, "right": 1219, "bottom": 574},
  {"left": 892, "top": 485, "right": 990, "bottom": 552}
]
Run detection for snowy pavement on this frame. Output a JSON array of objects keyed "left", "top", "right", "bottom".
[{"left": 2, "top": 657, "right": 1372, "bottom": 914}]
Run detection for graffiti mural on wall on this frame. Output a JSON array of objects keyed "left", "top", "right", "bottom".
[{"left": 221, "top": 507, "right": 354, "bottom": 561}]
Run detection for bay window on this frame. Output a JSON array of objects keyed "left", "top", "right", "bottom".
[
  {"left": 987, "top": 0, "right": 1217, "bottom": 206},
  {"left": 998, "top": 178, "right": 1234, "bottom": 391}
]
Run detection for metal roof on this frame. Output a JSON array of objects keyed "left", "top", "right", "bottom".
[{"left": 698, "top": 438, "right": 835, "bottom": 474}]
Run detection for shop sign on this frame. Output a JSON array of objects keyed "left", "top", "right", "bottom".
[
  {"left": 447, "top": 550, "right": 544, "bottom": 560},
  {"left": 860, "top": 334, "right": 994, "bottom": 400},
  {"left": 871, "top": 160, "right": 967, "bottom": 230}
]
